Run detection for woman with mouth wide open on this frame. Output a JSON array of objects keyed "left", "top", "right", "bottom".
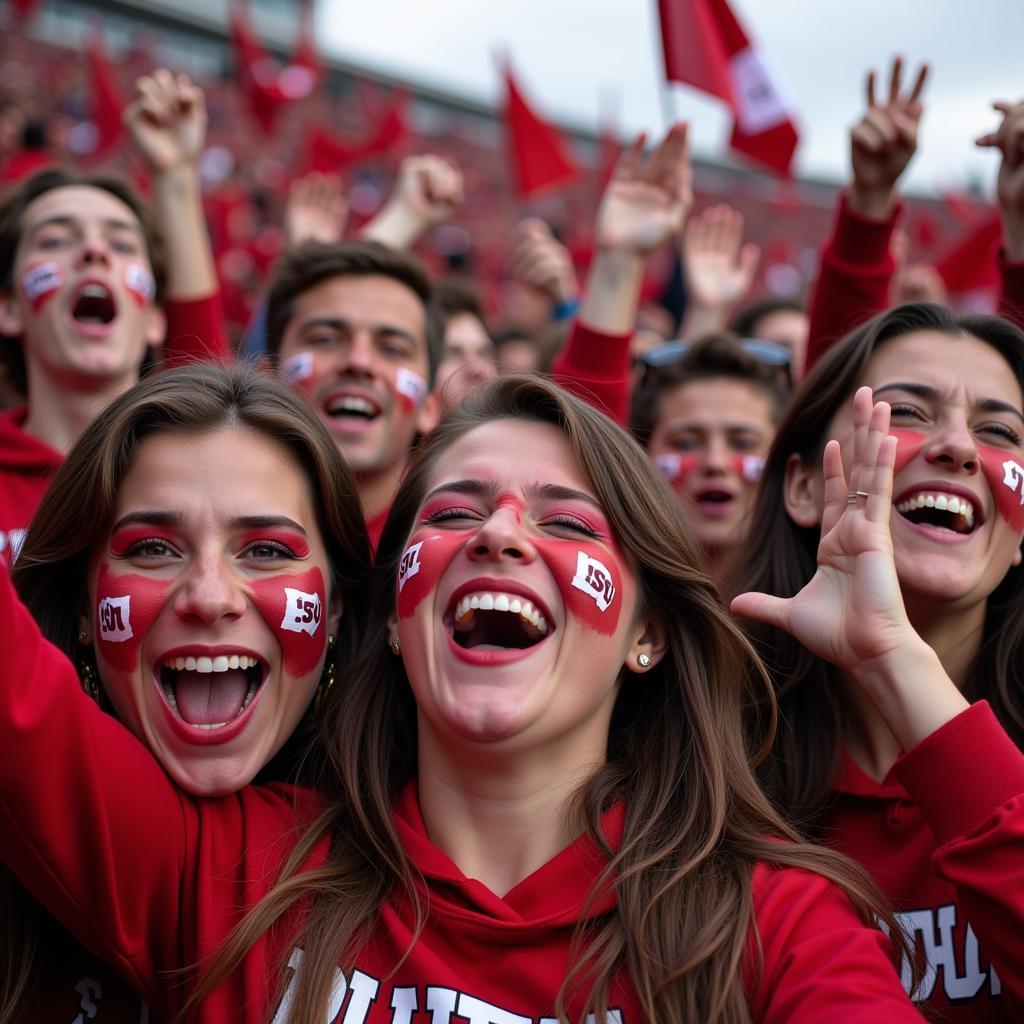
[
  {"left": 0, "top": 375, "right": 923, "bottom": 1021},
  {"left": 1, "top": 361, "right": 369, "bottom": 1020},
  {"left": 731, "top": 302, "right": 1024, "bottom": 1022}
]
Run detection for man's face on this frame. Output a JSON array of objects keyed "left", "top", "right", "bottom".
[
  {"left": 0, "top": 186, "right": 165, "bottom": 389},
  {"left": 277, "top": 274, "right": 437, "bottom": 479}
]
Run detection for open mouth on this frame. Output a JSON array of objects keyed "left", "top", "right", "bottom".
[
  {"left": 158, "top": 653, "right": 266, "bottom": 730},
  {"left": 322, "top": 393, "right": 382, "bottom": 425},
  {"left": 448, "top": 591, "right": 551, "bottom": 652},
  {"left": 695, "top": 489, "right": 734, "bottom": 505},
  {"left": 895, "top": 491, "right": 978, "bottom": 535},
  {"left": 71, "top": 283, "right": 117, "bottom": 325}
]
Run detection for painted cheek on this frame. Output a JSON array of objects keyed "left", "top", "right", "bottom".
[
  {"left": 248, "top": 567, "right": 327, "bottom": 677},
  {"left": 889, "top": 428, "right": 927, "bottom": 475},
  {"left": 95, "top": 563, "right": 171, "bottom": 674},
  {"left": 124, "top": 264, "right": 155, "bottom": 308},
  {"left": 978, "top": 445, "right": 1024, "bottom": 531},
  {"left": 394, "top": 367, "right": 428, "bottom": 414},
  {"left": 280, "top": 353, "right": 314, "bottom": 389},
  {"left": 652, "top": 453, "right": 699, "bottom": 489},
  {"left": 397, "top": 531, "right": 467, "bottom": 620},
  {"left": 532, "top": 537, "right": 623, "bottom": 636},
  {"left": 731, "top": 454, "right": 764, "bottom": 485},
  {"left": 20, "top": 261, "right": 62, "bottom": 313}
]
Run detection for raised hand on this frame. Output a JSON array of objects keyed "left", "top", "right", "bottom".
[
  {"left": 683, "top": 204, "right": 760, "bottom": 314},
  {"left": 976, "top": 98, "right": 1024, "bottom": 260},
  {"left": 849, "top": 57, "right": 928, "bottom": 218},
  {"left": 732, "top": 388, "right": 914, "bottom": 674},
  {"left": 124, "top": 69, "right": 206, "bottom": 176},
  {"left": 285, "top": 172, "right": 349, "bottom": 247},
  {"left": 594, "top": 122, "right": 692, "bottom": 255},
  {"left": 508, "top": 218, "right": 579, "bottom": 306}
]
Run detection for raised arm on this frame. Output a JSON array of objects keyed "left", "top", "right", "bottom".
[
  {"left": 552, "top": 123, "right": 691, "bottom": 423},
  {"left": 806, "top": 59, "right": 928, "bottom": 371},
  {"left": 361, "top": 154, "right": 464, "bottom": 250},
  {"left": 124, "top": 69, "right": 229, "bottom": 361},
  {"left": 976, "top": 98, "right": 1024, "bottom": 329}
]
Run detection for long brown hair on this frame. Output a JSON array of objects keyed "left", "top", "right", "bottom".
[
  {"left": 192, "top": 374, "right": 902, "bottom": 1023},
  {"left": 2, "top": 361, "right": 372, "bottom": 1021},
  {"left": 729, "top": 302, "right": 1024, "bottom": 824}
]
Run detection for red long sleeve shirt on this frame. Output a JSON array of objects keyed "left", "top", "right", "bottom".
[
  {"left": 551, "top": 320, "right": 632, "bottom": 427},
  {"left": 0, "top": 568, "right": 924, "bottom": 1023}
]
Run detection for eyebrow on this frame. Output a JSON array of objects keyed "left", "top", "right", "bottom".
[
  {"left": 666, "top": 421, "right": 767, "bottom": 434},
  {"left": 296, "top": 316, "right": 419, "bottom": 346},
  {"left": 26, "top": 215, "right": 143, "bottom": 242},
  {"left": 110, "top": 512, "right": 307, "bottom": 533},
  {"left": 873, "top": 382, "right": 1024, "bottom": 427},
  {"left": 424, "top": 479, "right": 603, "bottom": 510}
]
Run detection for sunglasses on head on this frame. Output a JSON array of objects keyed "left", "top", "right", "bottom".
[{"left": 640, "top": 337, "right": 793, "bottom": 369}]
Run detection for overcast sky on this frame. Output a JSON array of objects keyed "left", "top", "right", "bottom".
[{"left": 317, "top": 0, "right": 1024, "bottom": 198}]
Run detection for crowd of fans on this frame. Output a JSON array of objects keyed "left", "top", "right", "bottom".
[{"left": 0, "top": 12, "right": 1023, "bottom": 1024}]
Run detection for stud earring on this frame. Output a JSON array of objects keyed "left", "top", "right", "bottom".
[
  {"left": 315, "top": 635, "right": 337, "bottom": 715},
  {"left": 388, "top": 639, "right": 401, "bottom": 655},
  {"left": 79, "top": 630, "right": 89, "bottom": 644},
  {"left": 637, "top": 653, "right": 652, "bottom": 669}
]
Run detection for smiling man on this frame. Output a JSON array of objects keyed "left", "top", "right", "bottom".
[{"left": 266, "top": 240, "right": 441, "bottom": 548}]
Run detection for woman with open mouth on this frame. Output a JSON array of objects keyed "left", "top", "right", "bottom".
[
  {"left": 1, "top": 361, "right": 370, "bottom": 1020},
  {"left": 0, "top": 373, "right": 925, "bottom": 1021},
  {"left": 732, "top": 301, "right": 1024, "bottom": 1022}
]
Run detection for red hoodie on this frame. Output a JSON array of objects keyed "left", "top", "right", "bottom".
[
  {"left": 0, "top": 569, "right": 923, "bottom": 1022},
  {"left": 825, "top": 703, "right": 1024, "bottom": 1021}
]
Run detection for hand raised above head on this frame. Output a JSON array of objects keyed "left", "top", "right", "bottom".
[{"left": 124, "top": 68, "right": 207, "bottom": 175}]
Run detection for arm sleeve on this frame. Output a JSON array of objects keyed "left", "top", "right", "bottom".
[
  {"left": 163, "top": 292, "right": 232, "bottom": 365},
  {"left": 997, "top": 248, "right": 1024, "bottom": 332},
  {"left": 805, "top": 192, "right": 901, "bottom": 373},
  {"left": 549, "top": 320, "right": 632, "bottom": 426},
  {"left": 746, "top": 862, "right": 924, "bottom": 1022},
  {"left": 0, "top": 567, "right": 189, "bottom": 1003},
  {"left": 893, "top": 700, "right": 1024, "bottom": 1013}
]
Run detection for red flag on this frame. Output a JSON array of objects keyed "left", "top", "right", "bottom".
[
  {"left": 84, "top": 29, "right": 125, "bottom": 159},
  {"left": 9, "top": 0, "right": 40, "bottom": 21},
  {"left": 279, "top": 0, "right": 321, "bottom": 101},
  {"left": 657, "top": 0, "right": 798, "bottom": 177},
  {"left": 228, "top": 1, "right": 284, "bottom": 132},
  {"left": 304, "top": 90, "right": 411, "bottom": 173},
  {"left": 502, "top": 60, "right": 580, "bottom": 198}
]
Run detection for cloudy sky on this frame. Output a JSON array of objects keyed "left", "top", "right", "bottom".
[{"left": 318, "top": 0, "right": 1024, "bottom": 197}]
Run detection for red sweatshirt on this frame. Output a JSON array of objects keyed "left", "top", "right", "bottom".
[
  {"left": 0, "top": 294, "right": 229, "bottom": 570},
  {"left": 826, "top": 703, "right": 1024, "bottom": 1021},
  {"left": 551, "top": 321, "right": 632, "bottom": 427},
  {"left": 805, "top": 192, "right": 1024, "bottom": 373},
  {"left": 0, "top": 570, "right": 923, "bottom": 1022}
]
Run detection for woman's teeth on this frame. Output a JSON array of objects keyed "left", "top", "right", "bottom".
[
  {"left": 162, "top": 654, "right": 260, "bottom": 672},
  {"left": 895, "top": 492, "right": 975, "bottom": 529},
  {"left": 452, "top": 592, "right": 549, "bottom": 638}
]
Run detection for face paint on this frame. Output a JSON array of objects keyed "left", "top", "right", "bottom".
[
  {"left": 653, "top": 452, "right": 698, "bottom": 488},
  {"left": 395, "top": 367, "right": 427, "bottom": 413},
  {"left": 95, "top": 563, "right": 170, "bottom": 674},
  {"left": 532, "top": 538, "right": 623, "bottom": 635},
  {"left": 248, "top": 566, "right": 327, "bottom": 677},
  {"left": 281, "top": 352, "right": 314, "bottom": 385},
  {"left": 124, "top": 264, "right": 155, "bottom": 307},
  {"left": 889, "top": 428, "right": 927, "bottom": 475},
  {"left": 732, "top": 454, "right": 764, "bottom": 484},
  {"left": 21, "top": 261, "right": 62, "bottom": 313},
  {"left": 978, "top": 445, "right": 1024, "bottom": 531},
  {"left": 397, "top": 531, "right": 467, "bottom": 620}
]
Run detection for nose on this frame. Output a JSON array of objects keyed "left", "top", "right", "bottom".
[
  {"left": 701, "top": 437, "right": 731, "bottom": 474},
  {"left": 76, "top": 227, "right": 112, "bottom": 268},
  {"left": 172, "top": 553, "right": 247, "bottom": 625},
  {"left": 339, "top": 329, "right": 376, "bottom": 379},
  {"left": 924, "top": 415, "right": 980, "bottom": 474},
  {"left": 466, "top": 506, "right": 537, "bottom": 565}
]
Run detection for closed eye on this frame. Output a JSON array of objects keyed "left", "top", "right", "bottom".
[
  {"left": 542, "top": 515, "right": 599, "bottom": 538},
  {"left": 422, "top": 507, "right": 481, "bottom": 526},
  {"left": 979, "top": 422, "right": 1022, "bottom": 446}
]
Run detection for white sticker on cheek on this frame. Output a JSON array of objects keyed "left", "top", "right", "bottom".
[
  {"left": 98, "top": 596, "right": 133, "bottom": 642},
  {"left": 398, "top": 541, "right": 423, "bottom": 592},
  {"left": 571, "top": 551, "right": 616, "bottom": 612},
  {"left": 281, "top": 352, "right": 314, "bottom": 383},
  {"left": 395, "top": 367, "right": 427, "bottom": 406},
  {"left": 281, "top": 588, "right": 322, "bottom": 636},
  {"left": 741, "top": 455, "right": 765, "bottom": 483},
  {"left": 124, "top": 264, "right": 155, "bottom": 307},
  {"left": 21, "top": 262, "right": 62, "bottom": 311}
]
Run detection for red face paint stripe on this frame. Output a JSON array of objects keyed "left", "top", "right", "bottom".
[
  {"left": 397, "top": 532, "right": 466, "bottom": 620},
  {"left": 979, "top": 445, "right": 1024, "bottom": 531},
  {"left": 95, "top": 563, "right": 171, "bottom": 674},
  {"left": 653, "top": 452, "right": 699, "bottom": 488},
  {"left": 532, "top": 537, "right": 622, "bottom": 636},
  {"left": 21, "top": 261, "right": 62, "bottom": 313},
  {"left": 889, "top": 428, "right": 927, "bottom": 475},
  {"left": 248, "top": 566, "right": 327, "bottom": 677}
]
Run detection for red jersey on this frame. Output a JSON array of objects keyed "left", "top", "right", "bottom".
[
  {"left": 551, "top": 321, "right": 632, "bottom": 427},
  {"left": 0, "top": 569, "right": 922, "bottom": 1023},
  {"left": 824, "top": 703, "right": 1024, "bottom": 1022}
]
